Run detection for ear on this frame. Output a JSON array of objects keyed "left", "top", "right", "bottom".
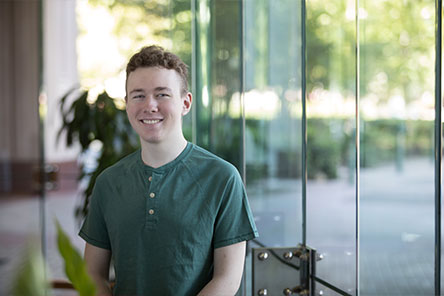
[{"left": 182, "top": 92, "right": 192, "bottom": 116}]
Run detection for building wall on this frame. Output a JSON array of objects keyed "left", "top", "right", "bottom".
[
  {"left": 43, "top": 0, "right": 80, "bottom": 192},
  {"left": 0, "top": 0, "right": 40, "bottom": 194},
  {"left": 44, "top": 0, "right": 79, "bottom": 164}
]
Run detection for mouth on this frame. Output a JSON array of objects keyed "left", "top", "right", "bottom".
[{"left": 140, "top": 119, "right": 162, "bottom": 125}]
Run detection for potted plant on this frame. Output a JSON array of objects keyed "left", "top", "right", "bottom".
[{"left": 58, "top": 88, "right": 139, "bottom": 218}]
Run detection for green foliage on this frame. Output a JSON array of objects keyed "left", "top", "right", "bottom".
[
  {"left": 306, "top": 0, "right": 434, "bottom": 103},
  {"left": 59, "top": 89, "right": 139, "bottom": 218},
  {"left": 84, "top": 0, "right": 192, "bottom": 72},
  {"left": 12, "top": 246, "right": 51, "bottom": 296},
  {"left": 361, "top": 119, "right": 433, "bottom": 168},
  {"left": 242, "top": 117, "right": 433, "bottom": 182},
  {"left": 307, "top": 118, "right": 342, "bottom": 179},
  {"left": 359, "top": 0, "right": 434, "bottom": 102},
  {"left": 55, "top": 220, "right": 96, "bottom": 296}
]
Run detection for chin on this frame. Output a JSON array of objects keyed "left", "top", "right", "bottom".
[{"left": 139, "top": 135, "right": 163, "bottom": 144}]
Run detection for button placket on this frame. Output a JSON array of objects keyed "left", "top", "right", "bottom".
[
  {"left": 148, "top": 174, "right": 156, "bottom": 200},
  {"left": 145, "top": 172, "right": 160, "bottom": 227}
]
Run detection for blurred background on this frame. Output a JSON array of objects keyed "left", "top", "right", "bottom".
[{"left": 0, "top": 0, "right": 440, "bottom": 295}]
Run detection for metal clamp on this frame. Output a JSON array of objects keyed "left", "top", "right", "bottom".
[
  {"left": 258, "top": 252, "right": 269, "bottom": 261},
  {"left": 258, "top": 288, "right": 268, "bottom": 296},
  {"left": 283, "top": 251, "right": 294, "bottom": 260},
  {"left": 253, "top": 245, "right": 317, "bottom": 296},
  {"left": 283, "top": 286, "right": 311, "bottom": 295}
]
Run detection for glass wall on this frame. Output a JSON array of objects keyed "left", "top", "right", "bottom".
[
  {"left": 240, "top": 1, "right": 303, "bottom": 294},
  {"left": 61, "top": 0, "right": 442, "bottom": 295},
  {"left": 359, "top": 0, "right": 435, "bottom": 295},
  {"left": 243, "top": 0, "right": 303, "bottom": 248}
]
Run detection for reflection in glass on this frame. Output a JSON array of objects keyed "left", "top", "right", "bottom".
[
  {"left": 244, "top": 0, "right": 303, "bottom": 253},
  {"left": 306, "top": 0, "right": 357, "bottom": 293},
  {"left": 194, "top": 0, "right": 243, "bottom": 170},
  {"left": 359, "top": 0, "right": 435, "bottom": 295}
]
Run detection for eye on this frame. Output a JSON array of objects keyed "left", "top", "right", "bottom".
[
  {"left": 157, "top": 93, "right": 170, "bottom": 98},
  {"left": 132, "top": 94, "right": 144, "bottom": 99}
]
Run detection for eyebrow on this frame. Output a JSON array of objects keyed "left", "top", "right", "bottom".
[
  {"left": 154, "top": 87, "right": 172, "bottom": 92},
  {"left": 129, "top": 88, "right": 145, "bottom": 95},
  {"left": 129, "top": 87, "right": 172, "bottom": 95}
]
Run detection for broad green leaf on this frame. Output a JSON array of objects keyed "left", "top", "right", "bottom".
[{"left": 55, "top": 220, "right": 96, "bottom": 296}]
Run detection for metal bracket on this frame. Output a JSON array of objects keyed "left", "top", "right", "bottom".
[{"left": 253, "top": 244, "right": 317, "bottom": 296}]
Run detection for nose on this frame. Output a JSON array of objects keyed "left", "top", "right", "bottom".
[{"left": 143, "top": 96, "right": 158, "bottom": 113}]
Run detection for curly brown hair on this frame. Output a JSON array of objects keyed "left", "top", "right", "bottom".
[{"left": 125, "top": 45, "right": 189, "bottom": 96}]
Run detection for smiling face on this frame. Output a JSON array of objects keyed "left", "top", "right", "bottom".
[{"left": 126, "top": 67, "right": 192, "bottom": 146}]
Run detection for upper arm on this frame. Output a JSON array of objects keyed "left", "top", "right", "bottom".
[
  {"left": 213, "top": 166, "right": 258, "bottom": 249},
  {"left": 213, "top": 241, "right": 246, "bottom": 286},
  {"left": 84, "top": 242, "right": 112, "bottom": 279}
]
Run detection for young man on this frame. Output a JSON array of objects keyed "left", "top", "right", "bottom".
[{"left": 79, "top": 45, "right": 258, "bottom": 296}]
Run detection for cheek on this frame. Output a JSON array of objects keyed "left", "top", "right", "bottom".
[
  {"left": 125, "top": 107, "right": 132, "bottom": 117},
  {"left": 126, "top": 104, "right": 138, "bottom": 115},
  {"left": 126, "top": 108, "right": 139, "bottom": 123},
  {"left": 162, "top": 102, "right": 181, "bottom": 115}
]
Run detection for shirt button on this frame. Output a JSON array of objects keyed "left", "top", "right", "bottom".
[
  {"left": 148, "top": 209, "right": 155, "bottom": 215},
  {"left": 148, "top": 176, "right": 152, "bottom": 182},
  {"left": 149, "top": 192, "right": 155, "bottom": 198}
]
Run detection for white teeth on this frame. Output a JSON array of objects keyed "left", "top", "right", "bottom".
[{"left": 141, "top": 119, "right": 161, "bottom": 124}]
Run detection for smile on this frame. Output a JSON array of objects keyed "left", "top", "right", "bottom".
[{"left": 140, "top": 119, "right": 162, "bottom": 124}]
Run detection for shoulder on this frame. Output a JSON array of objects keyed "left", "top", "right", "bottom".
[
  {"left": 95, "top": 149, "right": 140, "bottom": 185},
  {"left": 185, "top": 144, "right": 240, "bottom": 178}
]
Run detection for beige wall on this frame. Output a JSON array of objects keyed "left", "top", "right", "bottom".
[{"left": 44, "top": 0, "right": 79, "bottom": 163}]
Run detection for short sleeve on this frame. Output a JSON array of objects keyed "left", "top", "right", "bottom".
[
  {"left": 213, "top": 169, "right": 258, "bottom": 249},
  {"left": 79, "top": 176, "right": 112, "bottom": 250}
]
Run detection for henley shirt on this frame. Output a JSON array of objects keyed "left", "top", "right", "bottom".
[{"left": 79, "top": 142, "right": 258, "bottom": 296}]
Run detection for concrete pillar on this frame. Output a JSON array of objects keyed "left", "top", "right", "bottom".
[{"left": 0, "top": 0, "right": 41, "bottom": 195}]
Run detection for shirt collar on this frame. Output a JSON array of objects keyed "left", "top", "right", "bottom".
[{"left": 137, "top": 142, "right": 193, "bottom": 173}]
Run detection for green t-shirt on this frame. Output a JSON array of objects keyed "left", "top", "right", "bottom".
[{"left": 79, "top": 143, "right": 258, "bottom": 296}]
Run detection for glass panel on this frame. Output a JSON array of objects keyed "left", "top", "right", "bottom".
[
  {"left": 193, "top": 0, "right": 245, "bottom": 293},
  {"left": 359, "top": 1, "right": 435, "bottom": 295},
  {"left": 193, "top": 0, "right": 242, "bottom": 165},
  {"left": 305, "top": 0, "right": 357, "bottom": 293},
  {"left": 244, "top": 0, "right": 303, "bottom": 294}
]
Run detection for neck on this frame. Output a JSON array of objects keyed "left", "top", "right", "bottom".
[{"left": 140, "top": 137, "right": 188, "bottom": 168}]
